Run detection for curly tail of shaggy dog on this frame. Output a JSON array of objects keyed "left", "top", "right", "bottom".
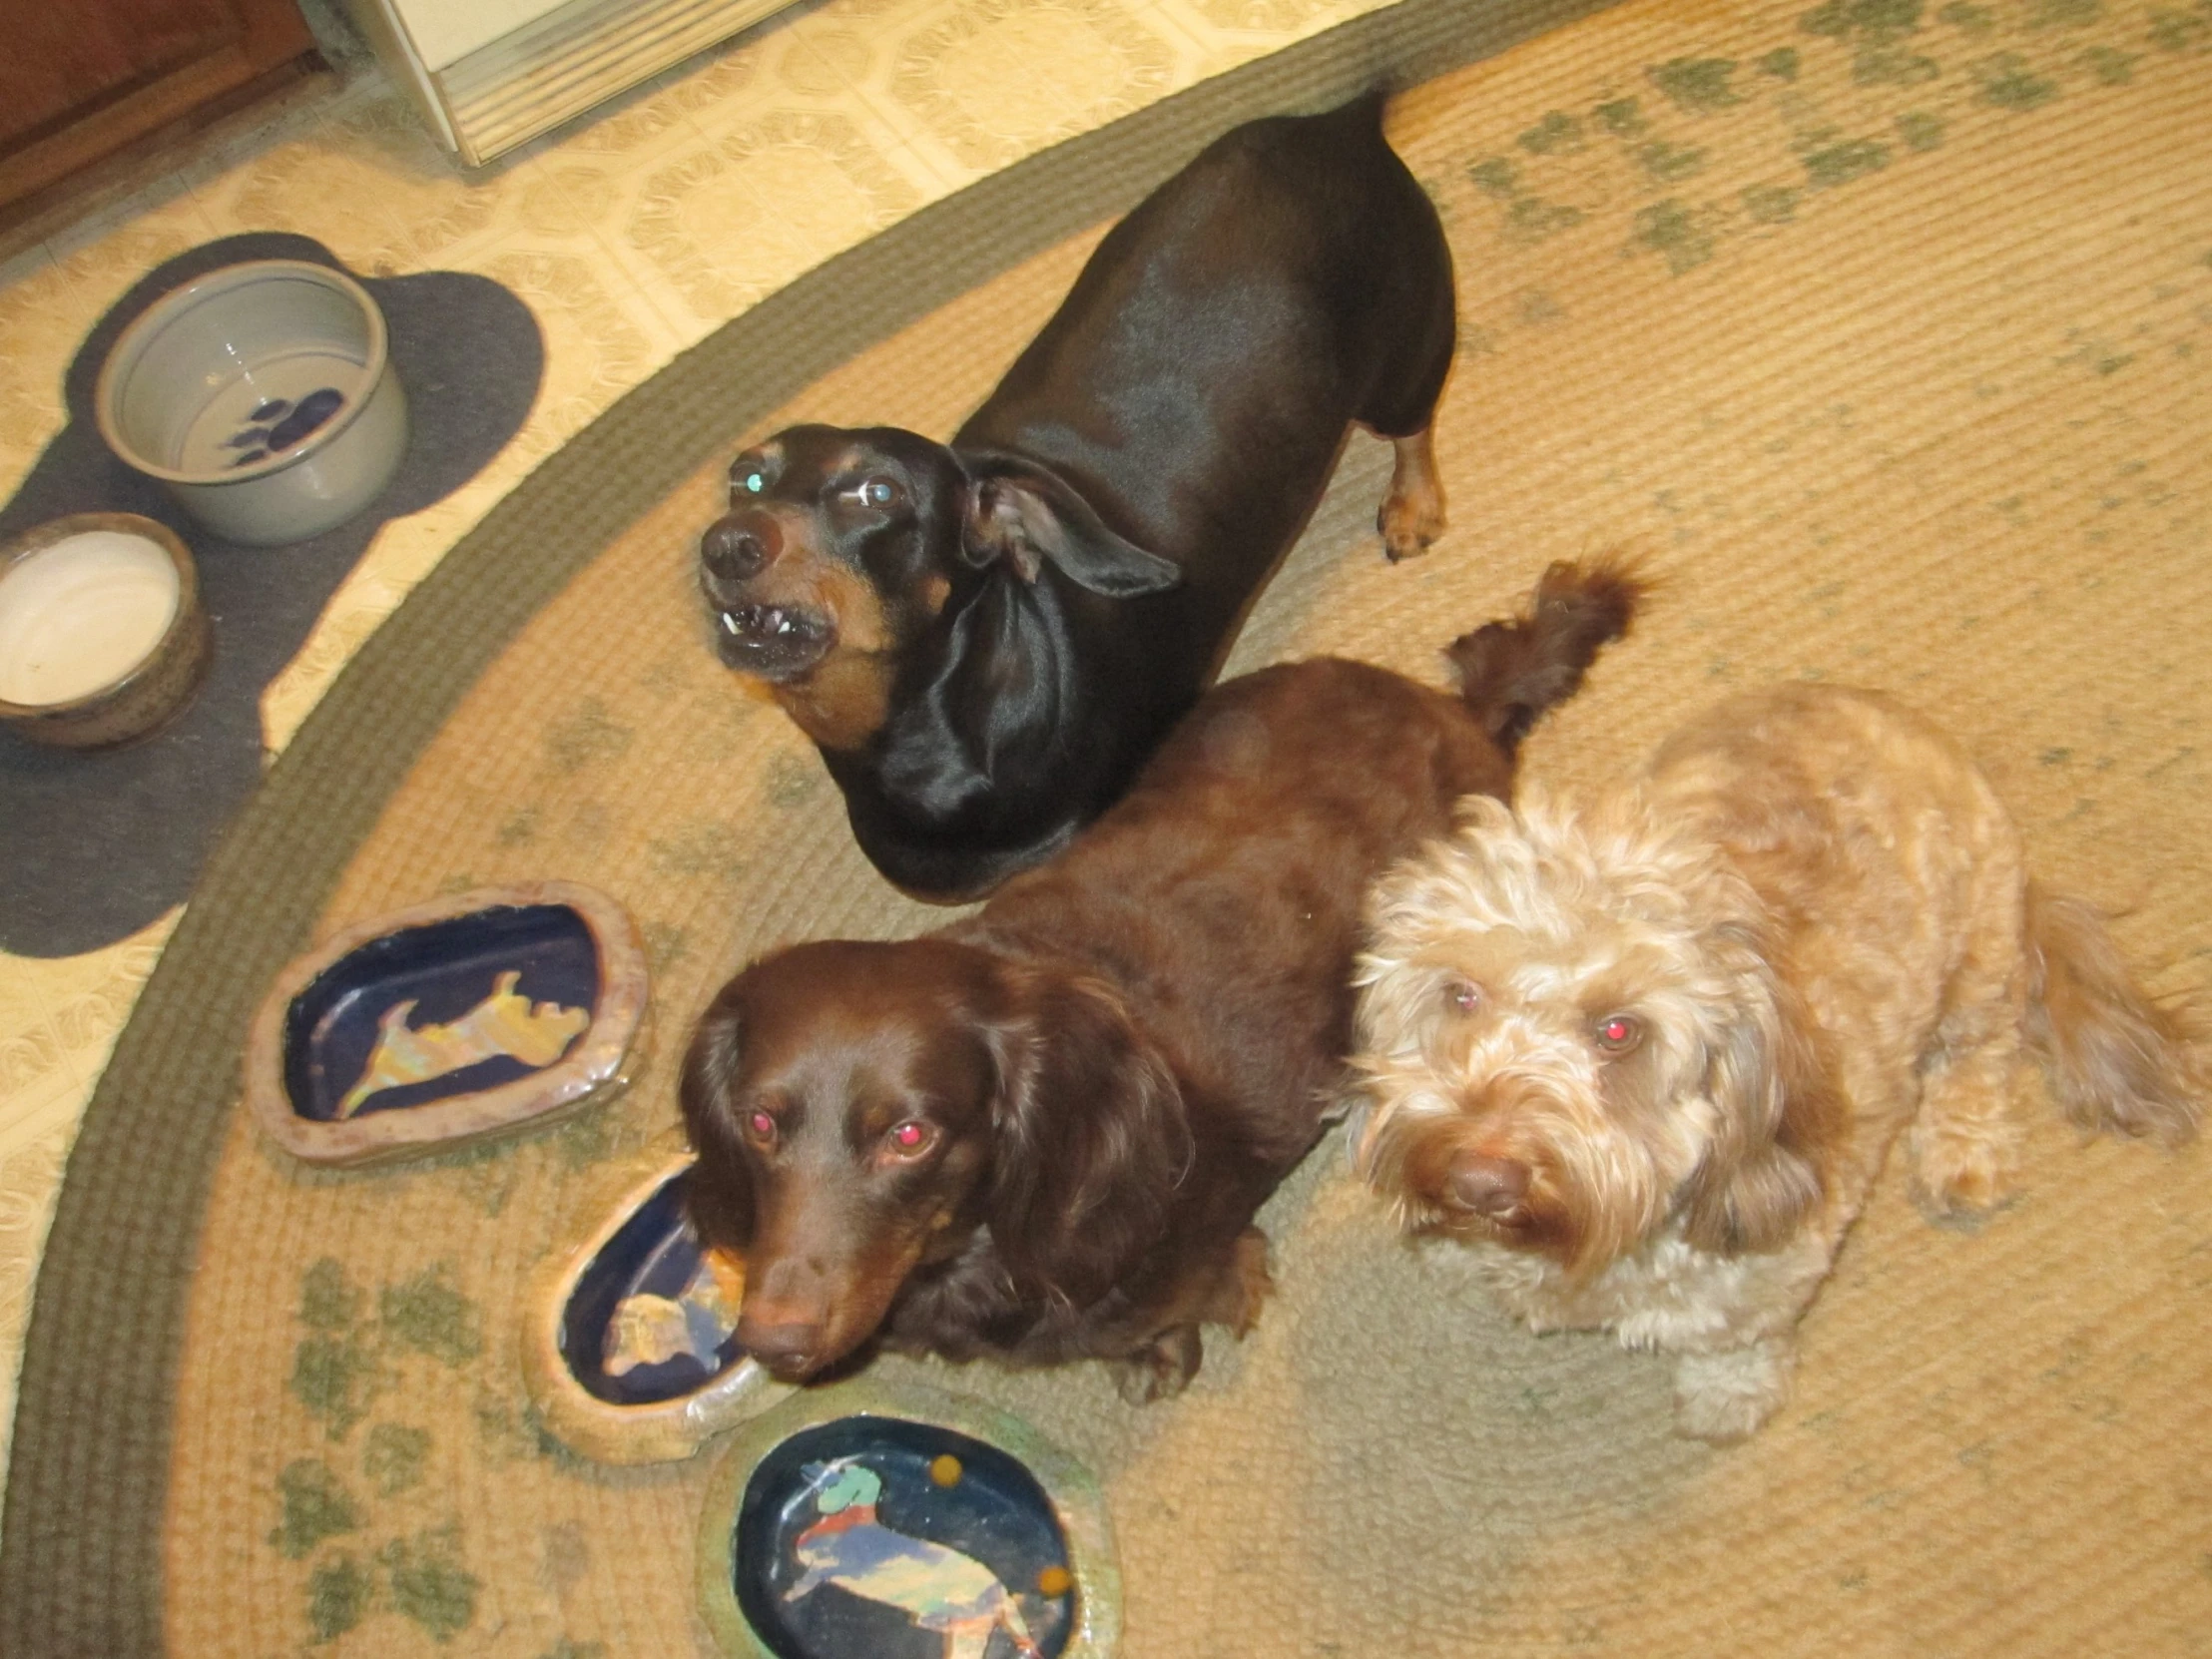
[
  {"left": 1445, "top": 557, "right": 1648, "bottom": 756},
  {"left": 2023, "top": 883, "right": 2204, "bottom": 1146}
]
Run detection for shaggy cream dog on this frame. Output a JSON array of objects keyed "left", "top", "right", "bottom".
[{"left": 1350, "top": 683, "right": 2202, "bottom": 1442}]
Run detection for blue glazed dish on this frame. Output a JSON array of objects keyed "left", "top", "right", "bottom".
[
  {"left": 524, "top": 1146, "right": 784, "bottom": 1466},
  {"left": 737, "top": 1416, "right": 1077, "bottom": 1659},
  {"left": 283, "top": 901, "right": 602, "bottom": 1122},
  {"left": 245, "top": 881, "right": 647, "bottom": 1166},
  {"left": 560, "top": 1163, "right": 746, "bottom": 1407},
  {"left": 698, "top": 1383, "right": 1120, "bottom": 1659}
]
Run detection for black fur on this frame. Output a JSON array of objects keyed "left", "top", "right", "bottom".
[{"left": 697, "top": 91, "right": 1456, "bottom": 898}]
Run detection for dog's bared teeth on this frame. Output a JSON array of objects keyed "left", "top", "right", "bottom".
[{"left": 714, "top": 602, "right": 820, "bottom": 651}]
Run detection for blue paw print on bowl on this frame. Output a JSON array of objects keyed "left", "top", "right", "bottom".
[{"left": 227, "top": 388, "right": 345, "bottom": 467}]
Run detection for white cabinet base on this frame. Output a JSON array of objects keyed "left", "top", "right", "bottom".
[{"left": 345, "top": 0, "right": 795, "bottom": 166}]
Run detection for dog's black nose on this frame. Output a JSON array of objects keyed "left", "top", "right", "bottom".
[
  {"left": 1447, "top": 1154, "right": 1528, "bottom": 1217},
  {"left": 701, "top": 515, "right": 776, "bottom": 584}
]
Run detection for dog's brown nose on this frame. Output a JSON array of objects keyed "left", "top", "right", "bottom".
[
  {"left": 701, "top": 513, "right": 780, "bottom": 584},
  {"left": 1447, "top": 1153, "right": 1528, "bottom": 1217},
  {"left": 738, "top": 1316, "right": 825, "bottom": 1378}
]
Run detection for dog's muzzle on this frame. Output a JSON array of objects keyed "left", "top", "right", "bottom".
[
  {"left": 701, "top": 511, "right": 775, "bottom": 589},
  {"left": 1447, "top": 1152, "right": 1529, "bottom": 1218},
  {"left": 709, "top": 601, "right": 833, "bottom": 678},
  {"left": 698, "top": 510, "right": 834, "bottom": 677}
]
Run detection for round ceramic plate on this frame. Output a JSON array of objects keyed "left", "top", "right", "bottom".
[
  {"left": 243, "top": 880, "right": 648, "bottom": 1165},
  {"left": 523, "top": 1144, "right": 788, "bottom": 1465},
  {"left": 698, "top": 1382, "right": 1120, "bottom": 1659}
]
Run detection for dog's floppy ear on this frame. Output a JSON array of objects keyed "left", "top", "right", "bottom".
[
  {"left": 678, "top": 990, "right": 758, "bottom": 1253},
  {"left": 1679, "top": 942, "right": 1842, "bottom": 1256},
  {"left": 977, "top": 965, "right": 1194, "bottom": 1307},
  {"left": 957, "top": 452, "right": 1182, "bottom": 597}
]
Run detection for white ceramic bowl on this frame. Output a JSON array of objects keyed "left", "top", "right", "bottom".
[
  {"left": 0, "top": 512, "right": 210, "bottom": 749},
  {"left": 95, "top": 260, "right": 408, "bottom": 546}
]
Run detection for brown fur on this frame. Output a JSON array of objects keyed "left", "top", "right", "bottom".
[
  {"left": 1379, "top": 428, "right": 1447, "bottom": 561},
  {"left": 681, "top": 560, "right": 1642, "bottom": 1398},
  {"left": 1352, "top": 682, "right": 2203, "bottom": 1441},
  {"left": 2023, "top": 881, "right": 2205, "bottom": 1144},
  {"left": 754, "top": 555, "right": 896, "bottom": 753}
]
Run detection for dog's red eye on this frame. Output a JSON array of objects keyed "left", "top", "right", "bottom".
[
  {"left": 1445, "top": 980, "right": 1480, "bottom": 1013},
  {"left": 885, "top": 1119, "right": 935, "bottom": 1157},
  {"left": 745, "top": 1109, "right": 777, "bottom": 1144},
  {"left": 1595, "top": 1014, "right": 1641, "bottom": 1053},
  {"left": 854, "top": 476, "right": 901, "bottom": 510}
]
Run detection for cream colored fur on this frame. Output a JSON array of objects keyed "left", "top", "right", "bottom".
[{"left": 1350, "top": 684, "right": 2202, "bottom": 1442}]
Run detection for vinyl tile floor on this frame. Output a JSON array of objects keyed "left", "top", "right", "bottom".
[{"left": 0, "top": 0, "right": 1391, "bottom": 1518}]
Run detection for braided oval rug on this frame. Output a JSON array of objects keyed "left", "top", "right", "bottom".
[{"left": 6, "top": 0, "right": 2210, "bottom": 1654}]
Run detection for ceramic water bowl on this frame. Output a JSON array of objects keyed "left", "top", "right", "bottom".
[
  {"left": 95, "top": 259, "right": 408, "bottom": 545},
  {"left": 244, "top": 880, "right": 647, "bottom": 1166},
  {"left": 0, "top": 512, "right": 210, "bottom": 748},
  {"left": 523, "top": 1146, "right": 788, "bottom": 1465},
  {"left": 697, "top": 1382, "right": 1119, "bottom": 1659}
]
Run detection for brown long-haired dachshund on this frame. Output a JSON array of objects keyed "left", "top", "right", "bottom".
[{"left": 680, "top": 561, "right": 1643, "bottom": 1399}]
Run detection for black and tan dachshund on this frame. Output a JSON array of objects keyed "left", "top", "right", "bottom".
[
  {"left": 680, "top": 562, "right": 1643, "bottom": 1400},
  {"left": 697, "top": 90, "right": 1457, "bottom": 899}
]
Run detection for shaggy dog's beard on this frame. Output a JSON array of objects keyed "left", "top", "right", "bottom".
[{"left": 1356, "top": 1041, "right": 1715, "bottom": 1281}]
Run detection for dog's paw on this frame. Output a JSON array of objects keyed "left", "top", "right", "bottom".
[
  {"left": 1116, "top": 1326, "right": 1203, "bottom": 1404},
  {"left": 1672, "top": 1342, "right": 1793, "bottom": 1444},
  {"left": 1378, "top": 486, "right": 1445, "bottom": 563},
  {"left": 1909, "top": 1121, "right": 2019, "bottom": 1218},
  {"left": 1379, "top": 429, "right": 1446, "bottom": 561},
  {"left": 1206, "top": 1227, "right": 1276, "bottom": 1338}
]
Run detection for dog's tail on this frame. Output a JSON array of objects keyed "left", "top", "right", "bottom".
[
  {"left": 1445, "top": 557, "right": 1646, "bottom": 758},
  {"left": 2021, "top": 881, "right": 2204, "bottom": 1146}
]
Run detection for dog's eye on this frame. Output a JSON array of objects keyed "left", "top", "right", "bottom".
[
  {"left": 884, "top": 1119, "right": 936, "bottom": 1158},
  {"left": 1595, "top": 1014, "right": 1642, "bottom": 1053},
  {"left": 744, "top": 1108, "right": 778, "bottom": 1145},
  {"left": 851, "top": 476, "right": 901, "bottom": 510},
  {"left": 1443, "top": 980, "right": 1481, "bottom": 1013},
  {"left": 732, "top": 458, "right": 771, "bottom": 497}
]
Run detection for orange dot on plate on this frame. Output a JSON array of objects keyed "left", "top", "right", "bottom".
[
  {"left": 928, "top": 1454, "right": 962, "bottom": 1486},
  {"left": 1037, "top": 1566, "right": 1073, "bottom": 1597}
]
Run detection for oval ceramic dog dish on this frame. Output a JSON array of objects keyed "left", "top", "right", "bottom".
[
  {"left": 523, "top": 1146, "right": 788, "bottom": 1465},
  {"left": 245, "top": 881, "right": 647, "bottom": 1166},
  {"left": 698, "top": 1382, "right": 1119, "bottom": 1659}
]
